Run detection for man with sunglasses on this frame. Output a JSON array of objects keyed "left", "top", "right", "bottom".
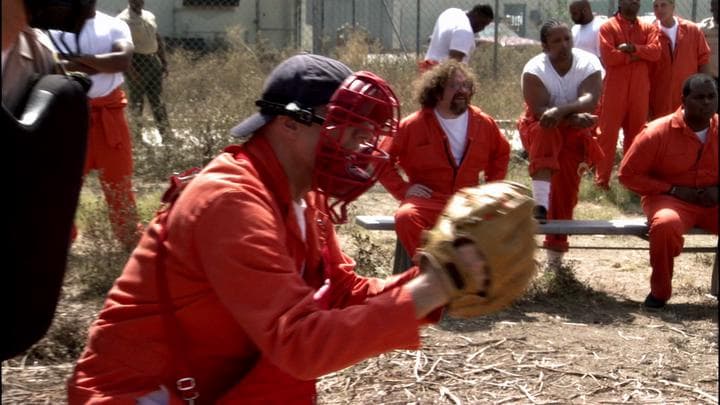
[
  {"left": 380, "top": 60, "right": 510, "bottom": 263},
  {"left": 66, "top": 53, "right": 493, "bottom": 404},
  {"left": 518, "top": 20, "right": 603, "bottom": 266}
]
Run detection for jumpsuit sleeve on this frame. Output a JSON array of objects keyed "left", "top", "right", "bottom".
[
  {"left": 618, "top": 125, "right": 672, "bottom": 195},
  {"left": 484, "top": 119, "right": 511, "bottom": 182},
  {"left": 633, "top": 24, "right": 661, "bottom": 62},
  {"left": 379, "top": 121, "right": 412, "bottom": 201},
  {"left": 196, "top": 189, "right": 422, "bottom": 381},
  {"left": 695, "top": 26, "right": 711, "bottom": 67},
  {"left": 599, "top": 22, "right": 631, "bottom": 67}
]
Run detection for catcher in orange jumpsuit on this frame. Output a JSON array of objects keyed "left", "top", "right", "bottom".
[
  {"left": 648, "top": 0, "right": 711, "bottom": 119},
  {"left": 519, "top": 20, "right": 604, "bottom": 257},
  {"left": 619, "top": 74, "right": 718, "bottom": 309},
  {"left": 65, "top": 54, "right": 491, "bottom": 404},
  {"left": 379, "top": 60, "right": 510, "bottom": 259},
  {"left": 50, "top": 5, "right": 142, "bottom": 250},
  {"left": 595, "top": 0, "right": 661, "bottom": 190}
]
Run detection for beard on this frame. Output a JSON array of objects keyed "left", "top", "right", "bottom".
[{"left": 449, "top": 96, "right": 469, "bottom": 115}]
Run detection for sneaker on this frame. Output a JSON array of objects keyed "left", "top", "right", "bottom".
[
  {"left": 643, "top": 293, "right": 666, "bottom": 309},
  {"left": 533, "top": 205, "right": 548, "bottom": 224}
]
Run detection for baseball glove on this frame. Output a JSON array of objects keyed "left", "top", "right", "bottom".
[{"left": 417, "top": 181, "right": 537, "bottom": 318}]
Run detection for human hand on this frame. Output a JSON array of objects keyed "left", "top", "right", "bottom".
[
  {"left": 617, "top": 43, "right": 636, "bottom": 53},
  {"left": 405, "top": 184, "right": 432, "bottom": 199},
  {"left": 539, "top": 107, "right": 563, "bottom": 128},
  {"left": 566, "top": 113, "right": 598, "bottom": 129},
  {"left": 417, "top": 182, "right": 537, "bottom": 318}
]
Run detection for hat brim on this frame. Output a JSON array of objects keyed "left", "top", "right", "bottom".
[{"left": 230, "top": 113, "right": 273, "bottom": 139}]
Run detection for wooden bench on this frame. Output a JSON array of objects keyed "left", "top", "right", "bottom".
[{"left": 355, "top": 215, "right": 718, "bottom": 295}]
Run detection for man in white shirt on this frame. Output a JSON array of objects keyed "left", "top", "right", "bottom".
[
  {"left": 518, "top": 19, "right": 604, "bottom": 265},
  {"left": 569, "top": 0, "right": 607, "bottom": 59},
  {"left": 51, "top": 1, "right": 143, "bottom": 251},
  {"left": 420, "top": 5, "right": 494, "bottom": 72}
]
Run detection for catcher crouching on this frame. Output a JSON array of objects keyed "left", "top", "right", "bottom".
[{"left": 64, "top": 54, "right": 537, "bottom": 404}]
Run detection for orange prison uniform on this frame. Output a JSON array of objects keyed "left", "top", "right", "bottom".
[
  {"left": 649, "top": 18, "right": 710, "bottom": 119},
  {"left": 418, "top": 59, "right": 439, "bottom": 74},
  {"left": 86, "top": 87, "right": 140, "bottom": 247},
  {"left": 67, "top": 136, "right": 435, "bottom": 404},
  {"left": 596, "top": 14, "right": 661, "bottom": 188},
  {"left": 618, "top": 109, "right": 718, "bottom": 301},
  {"left": 518, "top": 109, "right": 604, "bottom": 252},
  {"left": 379, "top": 106, "right": 510, "bottom": 256}
]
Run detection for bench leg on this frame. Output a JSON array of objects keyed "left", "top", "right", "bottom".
[
  {"left": 711, "top": 253, "right": 718, "bottom": 297},
  {"left": 392, "top": 239, "right": 413, "bottom": 274}
]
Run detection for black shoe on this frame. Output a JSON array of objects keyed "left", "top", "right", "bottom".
[
  {"left": 533, "top": 205, "right": 547, "bottom": 224},
  {"left": 643, "top": 293, "right": 666, "bottom": 309}
]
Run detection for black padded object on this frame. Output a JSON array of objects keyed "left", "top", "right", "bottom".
[{"left": 3, "top": 73, "right": 89, "bottom": 360}]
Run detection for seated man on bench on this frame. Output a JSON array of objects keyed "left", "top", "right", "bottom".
[
  {"left": 518, "top": 19, "right": 604, "bottom": 265},
  {"left": 619, "top": 73, "right": 718, "bottom": 308},
  {"left": 379, "top": 60, "right": 510, "bottom": 260}
]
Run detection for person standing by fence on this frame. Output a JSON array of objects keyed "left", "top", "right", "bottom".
[
  {"left": 118, "top": 0, "right": 172, "bottom": 145},
  {"left": 619, "top": 74, "right": 718, "bottom": 309},
  {"left": 569, "top": 0, "right": 607, "bottom": 60},
  {"left": 594, "top": 0, "right": 660, "bottom": 190},
  {"left": 51, "top": 0, "right": 143, "bottom": 251},
  {"left": 647, "top": 0, "right": 711, "bottom": 120},
  {"left": 420, "top": 5, "right": 494, "bottom": 72},
  {"left": 699, "top": 0, "right": 718, "bottom": 110}
]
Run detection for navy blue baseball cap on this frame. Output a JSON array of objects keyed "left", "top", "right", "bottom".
[{"left": 230, "top": 53, "right": 353, "bottom": 139}]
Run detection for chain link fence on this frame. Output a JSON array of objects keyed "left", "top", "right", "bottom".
[{"left": 93, "top": 0, "right": 715, "bottom": 178}]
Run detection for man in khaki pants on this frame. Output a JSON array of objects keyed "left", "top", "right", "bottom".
[{"left": 118, "top": 0, "right": 171, "bottom": 144}]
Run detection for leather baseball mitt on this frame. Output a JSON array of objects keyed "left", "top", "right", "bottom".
[{"left": 417, "top": 181, "right": 537, "bottom": 318}]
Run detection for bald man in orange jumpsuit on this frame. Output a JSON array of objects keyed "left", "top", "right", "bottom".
[
  {"left": 380, "top": 61, "right": 510, "bottom": 259},
  {"left": 648, "top": 0, "right": 711, "bottom": 119},
  {"left": 595, "top": 0, "right": 661, "bottom": 190},
  {"left": 619, "top": 74, "right": 718, "bottom": 309}
]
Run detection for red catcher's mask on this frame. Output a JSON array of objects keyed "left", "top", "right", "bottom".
[{"left": 312, "top": 71, "right": 400, "bottom": 224}]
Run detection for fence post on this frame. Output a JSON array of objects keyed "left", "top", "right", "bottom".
[
  {"left": 312, "top": 0, "right": 324, "bottom": 54},
  {"left": 416, "top": 0, "right": 421, "bottom": 57},
  {"left": 493, "top": 0, "right": 499, "bottom": 79},
  {"left": 691, "top": 0, "right": 698, "bottom": 21}
]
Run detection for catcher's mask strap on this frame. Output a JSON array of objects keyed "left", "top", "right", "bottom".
[{"left": 255, "top": 100, "right": 325, "bottom": 126}]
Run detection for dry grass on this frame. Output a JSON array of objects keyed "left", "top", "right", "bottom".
[{"left": 2, "top": 32, "right": 717, "bottom": 405}]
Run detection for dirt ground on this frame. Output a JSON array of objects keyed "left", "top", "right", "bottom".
[{"left": 2, "top": 188, "right": 718, "bottom": 404}]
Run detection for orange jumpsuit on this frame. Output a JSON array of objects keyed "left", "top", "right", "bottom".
[
  {"left": 649, "top": 18, "right": 710, "bottom": 119},
  {"left": 618, "top": 109, "right": 718, "bottom": 301},
  {"left": 67, "top": 136, "right": 434, "bottom": 404},
  {"left": 379, "top": 106, "right": 510, "bottom": 256},
  {"left": 596, "top": 13, "right": 661, "bottom": 188},
  {"left": 85, "top": 87, "right": 140, "bottom": 248},
  {"left": 518, "top": 109, "right": 604, "bottom": 252}
]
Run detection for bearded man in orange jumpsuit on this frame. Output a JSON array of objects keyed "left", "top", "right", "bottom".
[
  {"left": 65, "top": 54, "right": 493, "bottom": 404},
  {"left": 50, "top": 1, "right": 142, "bottom": 251},
  {"left": 648, "top": 0, "right": 711, "bottom": 119},
  {"left": 379, "top": 60, "right": 510, "bottom": 259},
  {"left": 619, "top": 74, "right": 718, "bottom": 309},
  {"left": 519, "top": 20, "right": 604, "bottom": 264},
  {"left": 595, "top": 0, "right": 661, "bottom": 190}
]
